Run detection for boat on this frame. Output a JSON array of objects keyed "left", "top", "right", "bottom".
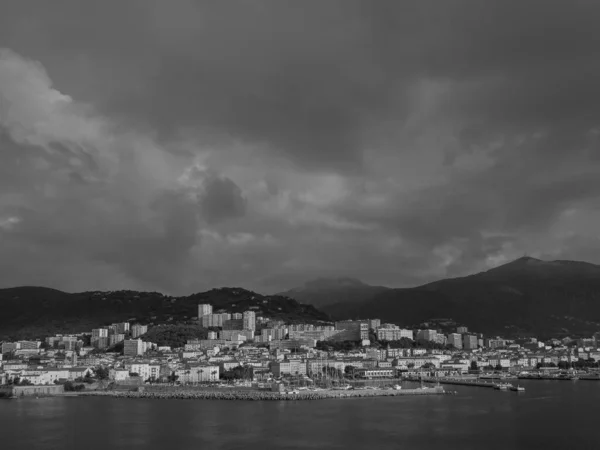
[
  {"left": 510, "top": 385, "right": 525, "bottom": 392},
  {"left": 493, "top": 382, "right": 512, "bottom": 390},
  {"left": 393, "top": 384, "right": 402, "bottom": 391}
]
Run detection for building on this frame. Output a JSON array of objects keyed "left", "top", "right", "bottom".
[
  {"left": 356, "top": 368, "right": 394, "bottom": 379},
  {"left": 201, "top": 313, "right": 231, "bottom": 328},
  {"left": 333, "top": 320, "right": 369, "bottom": 340},
  {"left": 271, "top": 359, "right": 307, "bottom": 377},
  {"left": 223, "top": 319, "right": 244, "bottom": 330},
  {"left": 198, "top": 304, "right": 213, "bottom": 319},
  {"left": 17, "top": 341, "right": 41, "bottom": 350},
  {"left": 109, "top": 334, "right": 125, "bottom": 346},
  {"left": 368, "top": 319, "right": 381, "bottom": 330},
  {"left": 127, "top": 363, "right": 160, "bottom": 381},
  {"left": 91, "top": 328, "right": 109, "bottom": 348},
  {"left": 462, "top": 334, "right": 478, "bottom": 350},
  {"left": 207, "top": 331, "right": 218, "bottom": 340},
  {"left": 416, "top": 330, "right": 438, "bottom": 342},
  {"left": 131, "top": 324, "right": 148, "bottom": 338},
  {"left": 1, "top": 342, "right": 20, "bottom": 353},
  {"left": 485, "top": 338, "right": 505, "bottom": 349},
  {"left": 124, "top": 339, "right": 145, "bottom": 357},
  {"left": 113, "top": 322, "right": 130, "bottom": 334},
  {"left": 377, "top": 328, "right": 413, "bottom": 341},
  {"left": 447, "top": 333, "right": 463, "bottom": 349},
  {"left": 262, "top": 328, "right": 287, "bottom": 341},
  {"left": 270, "top": 339, "right": 316, "bottom": 350},
  {"left": 220, "top": 330, "right": 254, "bottom": 341},
  {"left": 232, "top": 313, "right": 243, "bottom": 320},
  {"left": 92, "top": 328, "right": 108, "bottom": 339},
  {"left": 243, "top": 311, "right": 256, "bottom": 331},
  {"left": 457, "top": 326, "right": 468, "bottom": 334}
]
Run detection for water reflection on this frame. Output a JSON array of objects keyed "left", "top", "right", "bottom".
[{"left": 1, "top": 381, "right": 599, "bottom": 450}]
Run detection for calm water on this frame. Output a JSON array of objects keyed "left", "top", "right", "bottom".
[{"left": 1, "top": 380, "right": 599, "bottom": 450}]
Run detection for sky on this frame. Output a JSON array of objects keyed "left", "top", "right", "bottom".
[{"left": 1, "top": 0, "right": 600, "bottom": 295}]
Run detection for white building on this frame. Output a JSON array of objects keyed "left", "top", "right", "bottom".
[
  {"left": 198, "top": 304, "right": 213, "bottom": 319},
  {"left": 377, "top": 328, "right": 413, "bottom": 341},
  {"left": 131, "top": 324, "right": 148, "bottom": 338},
  {"left": 243, "top": 311, "right": 256, "bottom": 331},
  {"left": 127, "top": 363, "right": 160, "bottom": 381}
]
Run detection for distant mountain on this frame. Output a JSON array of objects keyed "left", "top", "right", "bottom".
[
  {"left": 278, "top": 277, "right": 390, "bottom": 309},
  {"left": 321, "top": 257, "right": 600, "bottom": 338},
  {"left": 0, "top": 287, "right": 330, "bottom": 341}
]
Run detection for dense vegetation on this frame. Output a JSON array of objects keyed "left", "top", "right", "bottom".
[
  {"left": 0, "top": 287, "right": 330, "bottom": 341},
  {"left": 139, "top": 324, "right": 208, "bottom": 348}
]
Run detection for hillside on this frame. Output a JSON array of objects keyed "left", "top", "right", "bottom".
[
  {"left": 0, "top": 287, "right": 330, "bottom": 341},
  {"left": 278, "top": 277, "right": 389, "bottom": 309},
  {"left": 320, "top": 257, "right": 600, "bottom": 338}
]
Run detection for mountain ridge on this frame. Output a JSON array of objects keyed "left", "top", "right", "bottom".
[{"left": 283, "top": 257, "right": 600, "bottom": 338}]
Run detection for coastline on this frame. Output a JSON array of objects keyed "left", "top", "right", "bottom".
[{"left": 73, "top": 386, "right": 448, "bottom": 401}]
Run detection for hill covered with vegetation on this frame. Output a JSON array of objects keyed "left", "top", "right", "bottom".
[
  {"left": 317, "top": 257, "right": 600, "bottom": 338},
  {"left": 0, "top": 287, "right": 330, "bottom": 341}
]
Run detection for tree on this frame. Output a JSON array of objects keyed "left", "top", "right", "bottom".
[
  {"left": 167, "top": 372, "right": 179, "bottom": 383},
  {"left": 558, "top": 361, "right": 571, "bottom": 370},
  {"left": 95, "top": 366, "right": 110, "bottom": 380},
  {"left": 495, "top": 364, "right": 503, "bottom": 371},
  {"left": 344, "top": 365, "right": 357, "bottom": 379},
  {"left": 470, "top": 361, "right": 479, "bottom": 371}
]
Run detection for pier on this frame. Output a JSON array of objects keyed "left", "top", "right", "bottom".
[{"left": 408, "top": 377, "right": 497, "bottom": 389}]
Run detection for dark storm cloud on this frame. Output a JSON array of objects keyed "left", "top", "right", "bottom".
[{"left": 2, "top": 1, "right": 600, "bottom": 293}]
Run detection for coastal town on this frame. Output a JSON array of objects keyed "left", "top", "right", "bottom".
[{"left": 1, "top": 302, "right": 600, "bottom": 399}]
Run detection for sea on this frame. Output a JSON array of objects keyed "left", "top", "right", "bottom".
[{"left": 1, "top": 380, "right": 598, "bottom": 450}]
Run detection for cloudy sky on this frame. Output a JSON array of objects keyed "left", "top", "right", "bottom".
[{"left": 1, "top": 1, "right": 600, "bottom": 295}]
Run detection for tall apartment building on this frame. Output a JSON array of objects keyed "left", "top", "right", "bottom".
[
  {"left": 92, "top": 328, "right": 108, "bottom": 339},
  {"left": 201, "top": 313, "right": 231, "bottom": 328},
  {"left": 334, "top": 320, "right": 369, "bottom": 340},
  {"left": 198, "top": 304, "right": 213, "bottom": 319},
  {"left": 113, "top": 322, "right": 130, "bottom": 334},
  {"left": 462, "top": 334, "right": 478, "bottom": 350},
  {"left": 232, "top": 313, "right": 243, "bottom": 320},
  {"left": 243, "top": 311, "right": 256, "bottom": 331},
  {"left": 124, "top": 339, "right": 145, "bottom": 357},
  {"left": 447, "top": 333, "right": 463, "bottom": 349},
  {"left": 92, "top": 328, "right": 109, "bottom": 349},
  {"left": 131, "top": 324, "right": 148, "bottom": 338},
  {"left": 262, "top": 328, "right": 287, "bottom": 341},
  {"left": 109, "top": 334, "right": 125, "bottom": 347},
  {"left": 416, "top": 329, "right": 438, "bottom": 342},
  {"left": 223, "top": 319, "right": 244, "bottom": 330},
  {"left": 457, "top": 326, "right": 469, "bottom": 334}
]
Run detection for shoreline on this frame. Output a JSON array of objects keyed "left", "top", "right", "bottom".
[{"left": 71, "top": 386, "right": 449, "bottom": 401}]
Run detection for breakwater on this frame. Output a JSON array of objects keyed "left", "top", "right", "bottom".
[
  {"left": 410, "top": 377, "right": 497, "bottom": 389},
  {"left": 80, "top": 386, "right": 447, "bottom": 401}
]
